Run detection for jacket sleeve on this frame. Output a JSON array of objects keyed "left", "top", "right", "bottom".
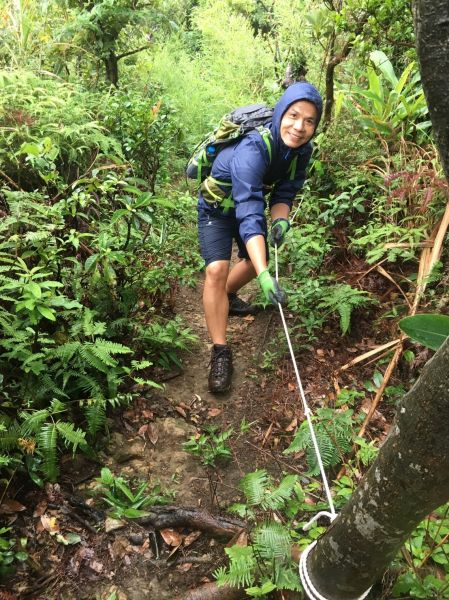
[
  {"left": 269, "top": 144, "right": 313, "bottom": 210},
  {"left": 229, "top": 136, "right": 270, "bottom": 245}
]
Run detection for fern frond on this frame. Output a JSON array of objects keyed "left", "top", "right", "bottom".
[
  {"left": 52, "top": 341, "right": 81, "bottom": 363},
  {"left": 56, "top": 421, "right": 87, "bottom": 453},
  {"left": 284, "top": 409, "right": 355, "bottom": 475},
  {"left": 339, "top": 302, "right": 352, "bottom": 335},
  {"left": 0, "top": 422, "right": 21, "bottom": 450},
  {"left": 79, "top": 346, "right": 110, "bottom": 373},
  {"left": 0, "top": 454, "right": 12, "bottom": 467},
  {"left": 240, "top": 469, "right": 269, "bottom": 507},
  {"left": 84, "top": 400, "right": 106, "bottom": 436},
  {"left": 262, "top": 474, "right": 298, "bottom": 510},
  {"left": 215, "top": 545, "right": 256, "bottom": 588},
  {"left": 37, "top": 422, "right": 58, "bottom": 482},
  {"left": 92, "top": 339, "right": 133, "bottom": 355},
  {"left": 253, "top": 521, "right": 291, "bottom": 561},
  {"left": 274, "top": 564, "right": 301, "bottom": 591},
  {"left": 19, "top": 409, "right": 50, "bottom": 435}
]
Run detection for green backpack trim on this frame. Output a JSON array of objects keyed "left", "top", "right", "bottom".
[{"left": 200, "top": 127, "right": 273, "bottom": 214}]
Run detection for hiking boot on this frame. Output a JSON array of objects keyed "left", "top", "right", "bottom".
[
  {"left": 228, "top": 293, "right": 258, "bottom": 316},
  {"left": 208, "top": 344, "right": 233, "bottom": 393}
]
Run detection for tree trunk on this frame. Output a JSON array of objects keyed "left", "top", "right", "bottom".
[
  {"left": 104, "top": 52, "right": 119, "bottom": 87},
  {"left": 414, "top": 0, "right": 449, "bottom": 180},
  {"left": 304, "top": 336, "right": 449, "bottom": 599}
]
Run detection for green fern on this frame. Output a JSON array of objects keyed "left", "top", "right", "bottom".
[
  {"left": 240, "top": 469, "right": 269, "bottom": 507},
  {"left": 252, "top": 522, "right": 291, "bottom": 561},
  {"left": 84, "top": 399, "right": 107, "bottom": 436},
  {"left": 0, "top": 422, "right": 21, "bottom": 450},
  {"left": 262, "top": 475, "right": 298, "bottom": 510},
  {"left": 215, "top": 545, "right": 256, "bottom": 588},
  {"left": 19, "top": 409, "right": 50, "bottom": 435},
  {"left": 317, "top": 283, "right": 375, "bottom": 334},
  {"left": 55, "top": 422, "right": 86, "bottom": 452},
  {"left": 37, "top": 422, "right": 58, "bottom": 482},
  {"left": 284, "top": 408, "right": 355, "bottom": 475}
]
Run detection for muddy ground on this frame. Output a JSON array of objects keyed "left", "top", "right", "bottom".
[{"left": 2, "top": 266, "right": 401, "bottom": 600}]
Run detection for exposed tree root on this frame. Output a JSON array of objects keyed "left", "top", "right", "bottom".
[
  {"left": 137, "top": 506, "right": 246, "bottom": 539},
  {"left": 176, "top": 582, "right": 247, "bottom": 600}
]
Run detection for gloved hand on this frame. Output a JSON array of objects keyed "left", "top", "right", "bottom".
[
  {"left": 257, "top": 269, "right": 287, "bottom": 307},
  {"left": 270, "top": 218, "right": 290, "bottom": 248}
]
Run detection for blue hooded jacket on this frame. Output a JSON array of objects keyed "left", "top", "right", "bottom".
[{"left": 198, "top": 82, "right": 323, "bottom": 245}]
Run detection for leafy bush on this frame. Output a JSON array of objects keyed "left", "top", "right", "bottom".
[
  {"left": 344, "top": 50, "right": 430, "bottom": 146},
  {"left": 102, "top": 88, "right": 181, "bottom": 192}
]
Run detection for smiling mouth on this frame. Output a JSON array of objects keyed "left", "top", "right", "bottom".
[{"left": 289, "top": 132, "right": 303, "bottom": 141}]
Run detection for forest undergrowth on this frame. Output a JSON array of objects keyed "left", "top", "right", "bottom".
[{"left": 1, "top": 0, "right": 449, "bottom": 598}]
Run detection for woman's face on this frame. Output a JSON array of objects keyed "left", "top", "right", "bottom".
[{"left": 280, "top": 100, "right": 318, "bottom": 148}]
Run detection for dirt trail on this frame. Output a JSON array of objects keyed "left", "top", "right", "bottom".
[
  {"left": 11, "top": 274, "right": 295, "bottom": 600},
  {"left": 90, "top": 277, "right": 279, "bottom": 599}
]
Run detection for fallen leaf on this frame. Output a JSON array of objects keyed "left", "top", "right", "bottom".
[
  {"left": 137, "top": 424, "right": 149, "bottom": 437},
  {"left": 177, "top": 562, "right": 192, "bottom": 572},
  {"left": 147, "top": 423, "right": 159, "bottom": 445},
  {"left": 287, "top": 382, "right": 296, "bottom": 392},
  {"left": 184, "top": 531, "right": 201, "bottom": 547},
  {"left": 175, "top": 406, "right": 187, "bottom": 418},
  {"left": 89, "top": 560, "right": 104, "bottom": 573},
  {"left": 160, "top": 528, "right": 182, "bottom": 547},
  {"left": 105, "top": 517, "right": 126, "bottom": 533},
  {"left": 316, "top": 348, "right": 325, "bottom": 356},
  {"left": 226, "top": 529, "right": 247, "bottom": 548},
  {"left": 207, "top": 408, "right": 222, "bottom": 418},
  {"left": 243, "top": 315, "right": 255, "bottom": 322},
  {"left": 56, "top": 533, "right": 82, "bottom": 545},
  {"left": 191, "top": 394, "right": 201, "bottom": 406},
  {"left": 33, "top": 501, "right": 48, "bottom": 517},
  {"left": 41, "top": 514, "right": 59, "bottom": 534},
  {"left": 111, "top": 537, "right": 130, "bottom": 559},
  {"left": 142, "top": 410, "right": 154, "bottom": 419},
  {"left": 285, "top": 417, "right": 298, "bottom": 432},
  {"left": 0, "top": 499, "right": 26, "bottom": 514}
]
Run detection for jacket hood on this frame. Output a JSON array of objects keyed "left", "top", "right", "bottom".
[{"left": 270, "top": 81, "right": 323, "bottom": 157}]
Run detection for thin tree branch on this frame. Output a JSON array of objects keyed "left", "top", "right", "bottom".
[{"left": 117, "top": 44, "right": 152, "bottom": 60}]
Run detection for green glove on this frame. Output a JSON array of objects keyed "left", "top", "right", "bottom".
[
  {"left": 270, "top": 218, "right": 290, "bottom": 248},
  {"left": 257, "top": 269, "right": 287, "bottom": 307}
]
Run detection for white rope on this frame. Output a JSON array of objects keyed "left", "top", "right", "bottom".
[
  {"left": 274, "top": 243, "right": 336, "bottom": 517},
  {"left": 299, "top": 540, "right": 372, "bottom": 600},
  {"left": 273, "top": 244, "right": 372, "bottom": 600}
]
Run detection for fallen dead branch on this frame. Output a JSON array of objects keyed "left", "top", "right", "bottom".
[
  {"left": 337, "top": 339, "right": 401, "bottom": 373},
  {"left": 375, "top": 264, "right": 412, "bottom": 309},
  {"left": 359, "top": 203, "right": 449, "bottom": 436},
  {"left": 177, "top": 582, "right": 246, "bottom": 600},
  {"left": 137, "top": 506, "right": 246, "bottom": 540},
  {"left": 337, "top": 203, "right": 449, "bottom": 478}
]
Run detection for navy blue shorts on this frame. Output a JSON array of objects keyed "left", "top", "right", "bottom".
[{"left": 197, "top": 206, "right": 267, "bottom": 266}]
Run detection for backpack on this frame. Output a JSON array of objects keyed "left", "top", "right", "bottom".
[{"left": 186, "top": 103, "right": 274, "bottom": 184}]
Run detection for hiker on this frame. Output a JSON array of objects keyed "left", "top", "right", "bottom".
[{"left": 197, "top": 81, "right": 323, "bottom": 393}]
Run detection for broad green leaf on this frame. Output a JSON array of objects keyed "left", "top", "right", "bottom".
[
  {"left": 399, "top": 314, "right": 449, "bottom": 350},
  {"left": 27, "top": 282, "right": 42, "bottom": 298},
  {"left": 110, "top": 209, "right": 130, "bottom": 225},
  {"left": 36, "top": 305, "right": 56, "bottom": 321},
  {"left": 370, "top": 50, "right": 398, "bottom": 87}
]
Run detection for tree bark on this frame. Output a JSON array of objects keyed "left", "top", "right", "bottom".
[
  {"left": 137, "top": 506, "right": 246, "bottom": 539},
  {"left": 104, "top": 52, "right": 119, "bottom": 87},
  {"left": 304, "top": 336, "right": 449, "bottom": 599},
  {"left": 414, "top": 0, "right": 449, "bottom": 180}
]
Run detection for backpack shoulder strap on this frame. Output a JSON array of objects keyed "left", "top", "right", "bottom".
[{"left": 257, "top": 126, "right": 273, "bottom": 164}]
